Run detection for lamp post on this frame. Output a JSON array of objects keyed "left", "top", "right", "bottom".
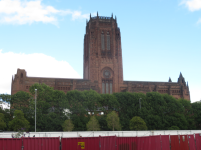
[{"left": 35, "top": 89, "right": 37, "bottom": 132}]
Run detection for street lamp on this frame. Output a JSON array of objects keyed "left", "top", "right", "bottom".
[
  {"left": 35, "top": 89, "right": 37, "bottom": 132},
  {"left": 139, "top": 98, "right": 142, "bottom": 110}
]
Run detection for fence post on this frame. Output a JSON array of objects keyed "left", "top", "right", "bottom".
[{"left": 21, "top": 137, "right": 24, "bottom": 150}]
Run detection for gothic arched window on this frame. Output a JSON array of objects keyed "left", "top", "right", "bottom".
[
  {"left": 102, "top": 80, "right": 113, "bottom": 94},
  {"left": 101, "top": 31, "right": 104, "bottom": 50},
  {"left": 107, "top": 32, "right": 110, "bottom": 50}
]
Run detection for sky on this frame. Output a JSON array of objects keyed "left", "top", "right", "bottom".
[{"left": 0, "top": 0, "right": 200, "bottom": 103}]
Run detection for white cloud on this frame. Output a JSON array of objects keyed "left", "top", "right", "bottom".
[
  {"left": 180, "top": 0, "right": 201, "bottom": 24},
  {"left": 0, "top": 0, "right": 90, "bottom": 25},
  {"left": 190, "top": 86, "right": 201, "bottom": 103},
  {"left": 181, "top": 0, "right": 201, "bottom": 11},
  {"left": 0, "top": 49, "right": 81, "bottom": 94}
]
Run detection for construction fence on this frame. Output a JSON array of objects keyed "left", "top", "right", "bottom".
[{"left": 1, "top": 134, "right": 201, "bottom": 150}]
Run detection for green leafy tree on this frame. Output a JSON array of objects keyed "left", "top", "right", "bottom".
[
  {"left": 10, "top": 91, "right": 33, "bottom": 129},
  {"left": 9, "top": 110, "right": 30, "bottom": 131},
  {"left": 0, "top": 94, "right": 11, "bottom": 103},
  {"left": 83, "top": 89, "right": 101, "bottom": 112},
  {"left": 11, "top": 91, "right": 31, "bottom": 110},
  {"left": 62, "top": 119, "right": 74, "bottom": 131},
  {"left": 0, "top": 113, "right": 6, "bottom": 130},
  {"left": 67, "top": 90, "right": 88, "bottom": 131},
  {"left": 96, "top": 115, "right": 110, "bottom": 131},
  {"left": 192, "top": 102, "right": 201, "bottom": 129},
  {"left": 168, "top": 126, "right": 180, "bottom": 130},
  {"left": 162, "top": 94, "right": 188, "bottom": 130},
  {"left": 99, "top": 94, "right": 119, "bottom": 112},
  {"left": 113, "top": 92, "right": 147, "bottom": 130},
  {"left": 145, "top": 92, "right": 167, "bottom": 130},
  {"left": 28, "top": 83, "right": 68, "bottom": 131},
  {"left": 86, "top": 116, "right": 100, "bottom": 131},
  {"left": 178, "top": 99, "right": 195, "bottom": 129},
  {"left": 130, "top": 116, "right": 147, "bottom": 130},
  {"left": 146, "top": 115, "right": 163, "bottom": 130},
  {"left": 106, "top": 111, "right": 121, "bottom": 131}
]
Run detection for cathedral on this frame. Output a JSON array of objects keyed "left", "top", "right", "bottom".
[{"left": 11, "top": 13, "right": 190, "bottom": 100}]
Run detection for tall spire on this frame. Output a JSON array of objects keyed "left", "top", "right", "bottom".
[
  {"left": 187, "top": 82, "right": 189, "bottom": 88},
  {"left": 180, "top": 72, "right": 183, "bottom": 78},
  {"left": 168, "top": 77, "right": 172, "bottom": 82},
  {"left": 111, "top": 13, "right": 113, "bottom": 18},
  {"left": 178, "top": 72, "right": 186, "bottom": 86},
  {"left": 90, "top": 13, "right": 91, "bottom": 19},
  {"left": 97, "top": 11, "right": 98, "bottom": 17}
]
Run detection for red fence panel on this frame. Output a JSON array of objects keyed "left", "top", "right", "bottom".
[
  {"left": 61, "top": 137, "right": 99, "bottom": 150},
  {"left": 99, "top": 136, "right": 116, "bottom": 150},
  {"left": 187, "top": 135, "right": 196, "bottom": 150},
  {"left": 149, "top": 136, "right": 161, "bottom": 150},
  {"left": 180, "top": 135, "right": 189, "bottom": 150},
  {"left": 161, "top": 135, "right": 170, "bottom": 150},
  {"left": 195, "top": 134, "right": 201, "bottom": 150},
  {"left": 170, "top": 135, "right": 180, "bottom": 150},
  {"left": 23, "top": 137, "right": 60, "bottom": 150},
  {"left": 0, "top": 138, "right": 21, "bottom": 150},
  {"left": 116, "top": 137, "right": 138, "bottom": 150},
  {"left": 138, "top": 136, "right": 150, "bottom": 150}
]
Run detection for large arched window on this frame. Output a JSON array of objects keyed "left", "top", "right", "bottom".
[
  {"left": 101, "top": 31, "right": 104, "bottom": 50},
  {"left": 102, "top": 80, "right": 113, "bottom": 94},
  {"left": 107, "top": 32, "right": 110, "bottom": 50},
  {"left": 102, "top": 70, "right": 112, "bottom": 94}
]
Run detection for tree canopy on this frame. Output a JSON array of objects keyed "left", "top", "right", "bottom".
[
  {"left": 1, "top": 83, "right": 199, "bottom": 131},
  {"left": 62, "top": 119, "right": 74, "bottom": 131},
  {"left": 130, "top": 116, "right": 147, "bottom": 130},
  {"left": 0, "top": 113, "right": 6, "bottom": 130},
  {"left": 86, "top": 116, "right": 100, "bottom": 131},
  {"left": 106, "top": 111, "right": 121, "bottom": 131},
  {"left": 8, "top": 110, "right": 30, "bottom": 131}
]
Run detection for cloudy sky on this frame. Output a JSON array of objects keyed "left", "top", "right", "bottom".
[{"left": 0, "top": 0, "right": 200, "bottom": 102}]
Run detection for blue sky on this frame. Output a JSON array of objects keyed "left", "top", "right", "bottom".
[{"left": 0, "top": 0, "right": 200, "bottom": 102}]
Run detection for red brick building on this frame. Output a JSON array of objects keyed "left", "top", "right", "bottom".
[{"left": 11, "top": 13, "right": 190, "bottom": 100}]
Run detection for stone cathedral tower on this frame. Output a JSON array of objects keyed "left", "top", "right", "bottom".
[
  {"left": 11, "top": 13, "right": 190, "bottom": 100},
  {"left": 83, "top": 13, "right": 123, "bottom": 94}
]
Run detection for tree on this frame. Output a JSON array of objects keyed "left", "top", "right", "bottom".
[
  {"left": 99, "top": 94, "right": 119, "bottom": 112},
  {"left": 106, "top": 111, "right": 121, "bottom": 131},
  {"left": 8, "top": 110, "right": 30, "bottom": 131},
  {"left": 113, "top": 92, "right": 147, "bottom": 130},
  {"left": 83, "top": 89, "right": 101, "bottom": 112},
  {"left": 28, "top": 83, "right": 69, "bottom": 131},
  {"left": 192, "top": 102, "right": 201, "bottom": 129},
  {"left": 0, "top": 108, "right": 11, "bottom": 131},
  {"left": 168, "top": 126, "right": 180, "bottom": 130},
  {"left": 130, "top": 116, "right": 147, "bottom": 130},
  {"left": 10, "top": 91, "right": 33, "bottom": 128},
  {"left": 0, "top": 94, "right": 11, "bottom": 103},
  {"left": 86, "top": 116, "right": 100, "bottom": 131},
  {"left": 178, "top": 99, "right": 195, "bottom": 129},
  {"left": 0, "top": 113, "right": 6, "bottom": 130},
  {"left": 67, "top": 90, "right": 88, "bottom": 131},
  {"left": 146, "top": 115, "right": 163, "bottom": 130},
  {"left": 62, "top": 119, "right": 74, "bottom": 131}
]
